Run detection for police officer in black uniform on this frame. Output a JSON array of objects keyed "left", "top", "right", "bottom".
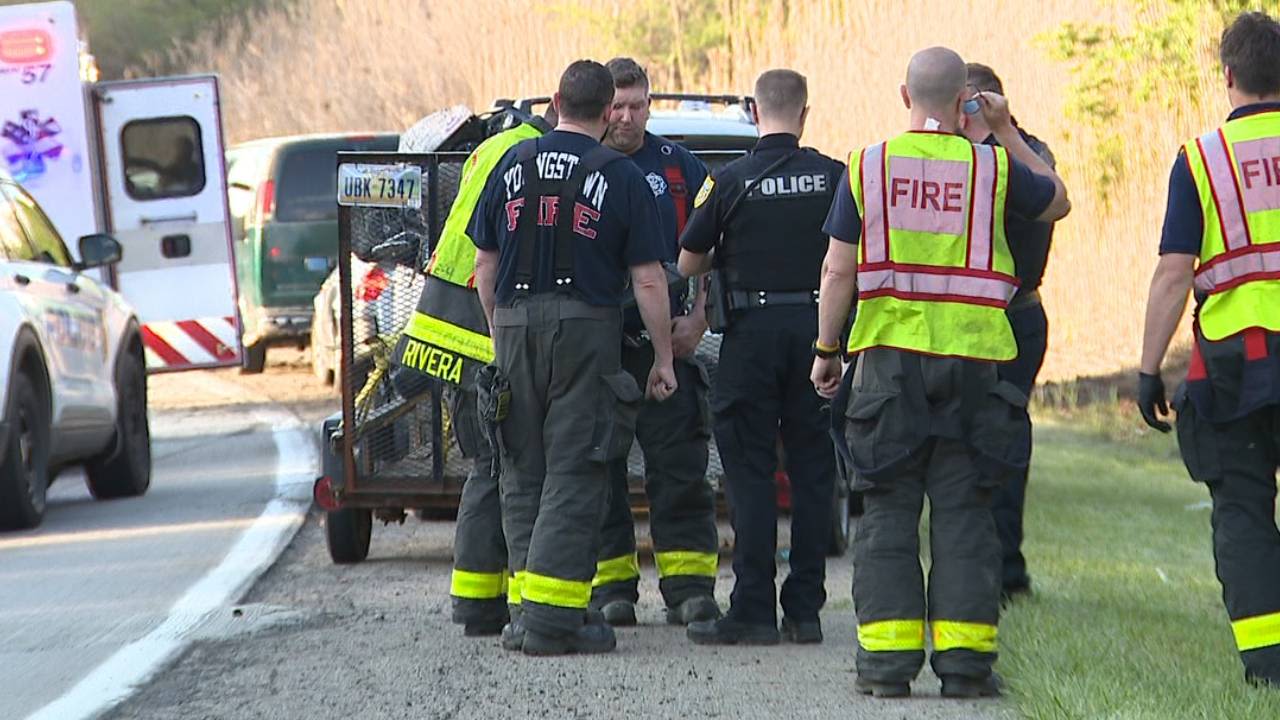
[
  {"left": 960, "top": 63, "right": 1059, "bottom": 601},
  {"left": 678, "top": 69, "right": 843, "bottom": 645}
]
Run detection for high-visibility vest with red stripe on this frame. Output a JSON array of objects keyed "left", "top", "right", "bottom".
[
  {"left": 1183, "top": 111, "right": 1280, "bottom": 342},
  {"left": 847, "top": 132, "right": 1018, "bottom": 362}
]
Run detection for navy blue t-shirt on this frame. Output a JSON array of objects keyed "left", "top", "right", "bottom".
[
  {"left": 1159, "top": 102, "right": 1280, "bottom": 256},
  {"left": 470, "top": 130, "right": 665, "bottom": 307},
  {"left": 626, "top": 132, "right": 708, "bottom": 261},
  {"left": 822, "top": 134, "right": 1056, "bottom": 246}
]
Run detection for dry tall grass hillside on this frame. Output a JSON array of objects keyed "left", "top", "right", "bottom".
[{"left": 168, "top": 0, "right": 1238, "bottom": 382}]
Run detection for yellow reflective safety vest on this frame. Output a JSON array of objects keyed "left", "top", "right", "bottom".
[
  {"left": 395, "top": 122, "right": 544, "bottom": 385},
  {"left": 846, "top": 132, "right": 1018, "bottom": 362},
  {"left": 1183, "top": 110, "right": 1280, "bottom": 341},
  {"left": 427, "top": 122, "right": 544, "bottom": 286}
]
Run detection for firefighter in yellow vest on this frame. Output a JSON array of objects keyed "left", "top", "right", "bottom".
[
  {"left": 1138, "top": 11, "right": 1280, "bottom": 687},
  {"left": 813, "top": 47, "right": 1070, "bottom": 699},
  {"left": 394, "top": 108, "right": 552, "bottom": 637}
]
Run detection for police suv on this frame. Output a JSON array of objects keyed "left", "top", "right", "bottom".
[{"left": 0, "top": 170, "right": 149, "bottom": 530}]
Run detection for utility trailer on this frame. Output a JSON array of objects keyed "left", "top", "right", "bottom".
[{"left": 311, "top": 100, "right": 856, "bottom": 563}]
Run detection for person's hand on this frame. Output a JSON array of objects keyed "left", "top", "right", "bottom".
[
  {"left": 811, "top": 356, "right": 842, "bottom": 399},
  {"left": 671, "top": 315, "right": 706, "bottom": 359},
  {"left": 1137, "top": 372, "right": 1172, "bottom": 433},
  {"left": 976, "top": 91, "right": 1013, "bottom": 132},
  {"left": 646, "top": 362, "right": 678, "bottom": 401}
]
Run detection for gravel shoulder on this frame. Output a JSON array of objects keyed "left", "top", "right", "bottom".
[
  {"left": 106, "top": 513, "right": 1003, "bottom": 720},
  {"left": 111, "top": 358, "right": 1003, "bottom": 720}
]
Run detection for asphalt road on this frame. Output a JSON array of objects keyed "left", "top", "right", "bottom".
[{"left": 0, "top": 364, "right": 329, "bottom": 720}]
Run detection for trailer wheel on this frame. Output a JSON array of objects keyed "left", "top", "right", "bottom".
[{"left": 326, "top": 507, "right": 371, "bottom": 563}]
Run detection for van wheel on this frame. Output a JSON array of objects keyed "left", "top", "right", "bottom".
[
  {"left": 0, "top": 373, "right": 50, "bottom": 530},
  {"left": 86, "top": 348, "right": 151, "bottom": 499},
  {"left": 326, "top": 508, "right": 371, "bottom": 563},
  {"left": 241, "top": 342, "right": 267, "bottom": 374},
  {"left": 310, "top": 342, "right": 333, "bottom": 386},
  {"left": 828, "top": 485, "right": 852, "bottom": 557}
]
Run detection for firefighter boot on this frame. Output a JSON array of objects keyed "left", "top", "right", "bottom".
[
  {"left": 687, "top": 616, "right": 780, "bottom": 645},
  {"left": 600, "top": 599, "right": 638, "bottom": 627},
  {"left": 453, "top": 598, "right": 509, "bottom": 637},
  {"left": 667, "top": 595, "right": 722, "bottom": 626},
  {"left": 781, "top": 617, "right": 823, "bottom": 644},
  {"left": 854, "top": 676, "right": 912, "bottom": 699},
  {"left": 522, "top": 622, "right": 618, "bottom": 656},
  {"left": 940, "top": 673, "right": 1003, "bottom": 699}
]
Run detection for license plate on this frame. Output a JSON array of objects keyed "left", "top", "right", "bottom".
[
  {"left": 304, "top": 256, "right": 329, "bottom": 272},
  {"left": 337, "top": 163, "right": 422, "bottom": 209}
]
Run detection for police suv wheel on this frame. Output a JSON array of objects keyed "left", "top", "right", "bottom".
[
  {"left": 828, "top": 486, "right": 851, "bottom": 557},
  {"left": 0, "top": 372, "right": 50, "bottom": 530},
  {"left": 86, "top": 347, "right": 152, "bottom": 499},
  {"left": 326, "top": 507, "right": 372, "bottom": 563}
]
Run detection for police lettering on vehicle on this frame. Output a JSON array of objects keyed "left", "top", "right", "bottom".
[
  {"left": 501, "top": 151, "right": 610, "bottom": 237},
  {"left": 744, "top": 172, "right": 829, "bottom": 199}
]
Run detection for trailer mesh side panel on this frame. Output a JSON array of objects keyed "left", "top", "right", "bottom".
[{"left": 337, "top": 150, "right": 742, "bottom": 500}]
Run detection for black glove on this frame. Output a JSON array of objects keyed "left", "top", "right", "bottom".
[{"left": 1137, "top": 372, "right": 1171, "bottom": 433}]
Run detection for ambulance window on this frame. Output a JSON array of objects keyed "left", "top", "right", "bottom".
[
  {"left": 3, "top": 184, "right": 71, "bottom": 267},
  {"left": 0, "top": 186, "right": 37, "bottom": 262},
  {"left": 121, "top": 116, "right": 206, "bottom": 200}
]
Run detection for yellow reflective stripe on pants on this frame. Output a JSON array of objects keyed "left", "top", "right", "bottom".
[
  {"left": 508, "top": 571, "right": 524, "bottom": 606},
  {"left": 403, "top": 312, "right": 495, "bottom": 363},
  {"left": 857, "top": 619, "right": 926, "bottom": 652},
  {"left": 593, "top": 553, "right": 640, "bottom": 587},
  {"left": 521, "top": 571, "right": 591, "bottom": 609},
  {"left": 1233, "top": 612, "right": 1280, "bottom": 651},
  {"left": 932, "top": 620, "right": 998, "bottom": 653},
  {"left": 450, "top": 568, "right": 507, "bottom": 600},
  {"left": 654, "top": 550, "right": 717, "bottom": 579}
]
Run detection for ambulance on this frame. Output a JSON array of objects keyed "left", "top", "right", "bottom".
[{"left": 0, "top": 0, "right": 241, "bottom": 371}]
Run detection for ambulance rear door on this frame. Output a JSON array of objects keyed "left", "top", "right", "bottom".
[{"left": 95, "top": 75, "right": 242, "bottom": 371}]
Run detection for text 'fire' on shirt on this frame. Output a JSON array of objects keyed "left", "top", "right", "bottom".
[{"left": 469, "top": 130, "right": 666, "bottom": 308}]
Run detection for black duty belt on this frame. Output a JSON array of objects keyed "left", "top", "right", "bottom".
[
  {"left": 1007, "top": 289, "right": 1042, "bottom": 313},
  {"left": 729, "top": 289, "right": 820, "bottom": 310}
]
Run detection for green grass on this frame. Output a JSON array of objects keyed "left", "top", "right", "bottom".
[{"left": 999, "top": 412, "right": 1280, "bottom": 719}]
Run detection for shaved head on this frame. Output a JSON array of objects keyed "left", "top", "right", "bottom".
[{"left": 906, "top": 46, "right": 967, "bottom": 112}]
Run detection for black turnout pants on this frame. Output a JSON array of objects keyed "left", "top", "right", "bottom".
[
  {"left": 494, "top": 297, "right": 640, "bottom": 639},
  {"left": 991, "top": 300, "right": 1048, "bottom": 591},
  {"left": 594, "top": 343, "right": 718, "bottom": 609},
  {"left": 712, "top": 306, "right": 835, "bottom": 626},
  {"left": 1177, "top": 400, "right": 1280, "bottom": 683},
  {"left": 448, "top": 385, "right": 506, "bottom": 621}
]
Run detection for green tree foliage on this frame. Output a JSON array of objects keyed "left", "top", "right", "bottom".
[
  {"left": 1044, "top": 0, "right": 1256, "bottom": 198},
  {"left": 556, "top": 0, "right": 743, "bottom": 89},
  {"left": 0, "top": 0, "right": 266, "bottom": 78}
]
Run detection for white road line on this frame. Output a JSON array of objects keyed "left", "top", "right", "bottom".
[{"left": 24, "top": 410, "right": 317, "bottom": 720}]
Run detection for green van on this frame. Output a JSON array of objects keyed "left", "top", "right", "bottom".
[{"left": 226, "top": 133, "right": 399, "bottom": 372}]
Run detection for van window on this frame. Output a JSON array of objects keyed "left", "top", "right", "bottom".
[
  {"left": 2, "top": 183, "right": 71, "bottom": 266},
  {"left": 122, "top": 116, "right": 206, "bottom": 200},
  {"left": 274, "top": 136, "right": 397, "bottom": 223}
]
